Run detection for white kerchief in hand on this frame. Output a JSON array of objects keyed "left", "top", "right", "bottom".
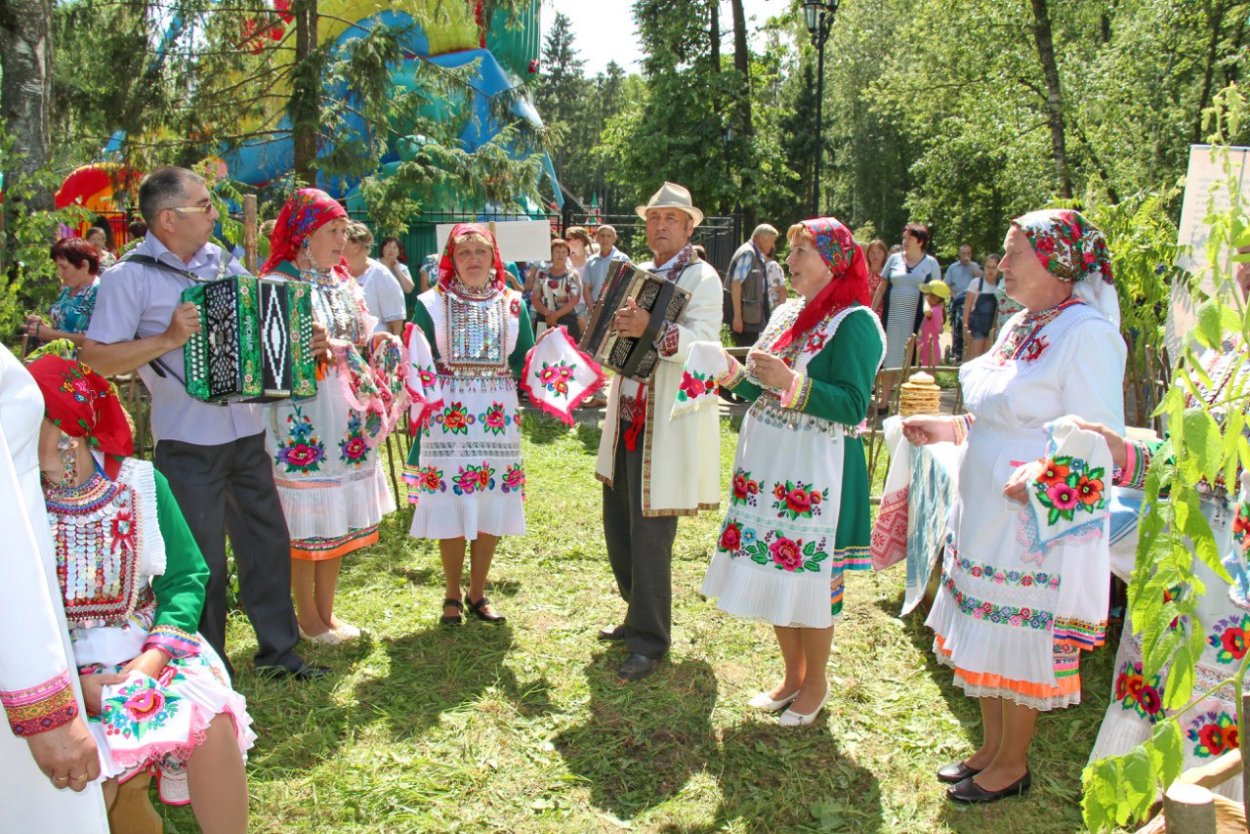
[
  {"left": 1022, "top": 417, "right": 1112, "bottom": 559},
  {"left": 404, "top": 323, "right": 444, "bottom": 431},
  {"left": 519, "top": 326, "right": 605, "bottom": 426},
  {"left": 671, "top": 341, "right": 729, "bottom": 420}
]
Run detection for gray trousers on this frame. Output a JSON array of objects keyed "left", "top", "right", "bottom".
[
  {"left": 155, "top": 431, "right": 303, "bottom": 674},
  {"left": 602, "top": 425, "right": 679, "bottom": 659}
]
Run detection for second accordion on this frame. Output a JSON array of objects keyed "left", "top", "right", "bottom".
[
  {"left": 182, "top": 276, "right": 318, "bottom": 403},
  {"left": 580, "top": 262, "right": 690, "bottom": 383}
]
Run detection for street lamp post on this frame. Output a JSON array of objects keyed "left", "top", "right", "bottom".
[{"left": 803, "top": 1, "right": 838, "bottom": 217}]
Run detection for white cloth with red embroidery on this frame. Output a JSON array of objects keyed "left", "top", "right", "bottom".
[
  {"left": 404, "top": 323, "right": 445, "bottom": 430},
  {"left": 925, "top": 300, "right": 1125, "bottom": 711},
  {"left": 519, "top": 326, "right": 604, "bottom": 426},
  {"left": 261, "top": 271, "right": 397, "bottom": 547},
  {"left": 671, "top": 341, "right": 730, "bottom": 419}
]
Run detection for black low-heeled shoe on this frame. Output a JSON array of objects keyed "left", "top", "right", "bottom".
[
  {"left": 947, "top": 769, "right": 1032, "bottom": 804},
  {"left": 440, "top": 598, "right": 464, "bottom": 626},
  {"left": 466, "top": 596, "right": 507, "bottom": 624},
  {"left": 936, "top": 760, "right": 983, "bottom": 784}
]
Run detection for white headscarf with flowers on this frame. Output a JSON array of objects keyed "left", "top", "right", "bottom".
[{"left": 1012, "top": 209, "right": 1120, "bottom": 327}]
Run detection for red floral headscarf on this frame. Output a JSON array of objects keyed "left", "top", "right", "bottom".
[
  {"left": 260, "top": 188, "right": 349, "bottom": 275},
  {"left": 1011, "top": 209, "right": 1119, "bottom": 325},
  {"left": 27, "top": 356, "right": 133, "bottom": 479},
  {"left": 437, "top": 223, "right": 507, "bottom": 292},
  {"left": 773, "top": 217, "right": 871, "bottom": 352}
]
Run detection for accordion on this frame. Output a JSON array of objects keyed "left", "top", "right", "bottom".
[
  {"left": 182, "top": 276, "right": 318, "bottom": 403},
  {"left": 580, "top": 262, "right": 690, "bottom": 383}
]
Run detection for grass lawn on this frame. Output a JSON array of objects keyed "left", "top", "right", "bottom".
[{"left": 158, "top": 415, "right": 1119, "bottom": 834}]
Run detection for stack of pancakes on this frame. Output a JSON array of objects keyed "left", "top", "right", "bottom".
[{"left": 898, "top": 371, "right": 942, "bottom": 416}]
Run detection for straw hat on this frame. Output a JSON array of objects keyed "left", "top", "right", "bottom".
[
  {"left": 919, "top": 281, "right": 951, "bottom": 301},
  {"left": 635, "top": 181, "right": 705, "bottom": 227}
]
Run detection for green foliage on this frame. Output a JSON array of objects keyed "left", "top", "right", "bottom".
[
  {"left": 1080, "top": 84, "right": 1250, "bottom": 832},
  {"left": 0, "top": 131, "right": 89, "bottom": 343}
]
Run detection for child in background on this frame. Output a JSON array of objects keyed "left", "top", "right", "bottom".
[{"left": 917, "top": 280, "right": 949, "bottom": 371}]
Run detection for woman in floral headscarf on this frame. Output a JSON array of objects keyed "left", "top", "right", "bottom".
[
  {"left": 902, "top": 209, "right": 1126, "bottom": 804},
  {"left": 28, "top": 356, "right": 253, "bottom": 831},
  {"left": 404, "top": 224, "right": 534, "bottom": 626},
  {"left": 702, "top": 217, "right": 885, "bottom": 727},
  {"left": 261, "top": 189, "right": 398, "bottom": 645}
]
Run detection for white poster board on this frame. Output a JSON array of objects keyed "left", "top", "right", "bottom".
[
  {"left": 435, "top": 220, "right": 552, "bottom": 264},
  {"left": 1168, "top": 144, "right": 1250, "bottom": 354}
]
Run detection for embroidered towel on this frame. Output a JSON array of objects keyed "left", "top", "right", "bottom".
[
  {"left": 671, "top": 341, "right": 729, "bottom": 420},
  {"left": 1225, "top": 472, "right": 1250, "bottom": 611},
  {"left": 404, "top": 322, "right": 444, "bottom": 432},
  {"left": 519, "top": 326, "right": 605, "bottom": 426},
  {"left": 1024, "top": 417, "right": 1112, "bottom": 555}
]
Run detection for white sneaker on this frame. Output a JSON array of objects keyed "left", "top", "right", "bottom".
[
  {"left": 778, "top": 685, "right": 830, "bottom": 727},
  {"left": 748, "top": 690, "right": 799, "bottom": 712}
]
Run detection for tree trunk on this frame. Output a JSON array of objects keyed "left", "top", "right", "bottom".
[
  {"left": 291, "top": 0, "right": 320, "bottom": 185},
  {"left": 0, "top": 0, "right": 54, "bottom": 268},
  {"left": 729, "top": 0, "right": 756, "bottom": 229},
  {"left": 709, "top": 0, "right": 720, "bottom": 70},
  {"left": 1029, "top": 0, "right": 1073, "bottom": 198},
  {"left": 1193, "top": 0, "right": 1228, "bottom": 144}
]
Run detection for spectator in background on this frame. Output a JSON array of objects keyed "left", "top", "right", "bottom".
[
  {"left": 864, "top": 238, "right": 888, "bottom": 317},
  {"left": 418, "top": 252, "right": 439, "bottom": 293},
  {"left": 344, "top": 222, "right": 406, "bottom": 336},
  {"left": 943, "top": 244, "right": 983, "bottom": 362},
  {"left": 766, "top": 256, "right": 787, "bottom": 308},
  {"left": 378, "top": 236, "right": 415, "bottom": 294},
  {"left": 917, "top": 280, "right": 949, "bottom": 370},
  {"left": 726, "top": 223, "right": 778, "bottom": 348},
  {"left": 566, "top": 227, "right": 594, "bottom": 330},
  {"left": 531, "top": 238, "right": 583, "bottom": 340},
  {"left": 874, "top": 222, "right": 941, "bottom": 412},
  {"left": 25, "top": 237, "right": 102, "bottom": 349},
  {"left": 84, "top": 226, "right": 116, "bottom": 269},
  {"left": 963, "top": 252, "right": 1001, "bottom": 360},
  {"left": 993, "top": 253, "right": 1026, "bottom": 336},
  {"left": 583, "top": 224, "right": 629, "bottom": 308}
]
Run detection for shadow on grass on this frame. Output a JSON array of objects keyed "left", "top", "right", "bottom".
[
  {"left": 523, "top": 411, "right": 574, "bottom": 445},
  {"left": 554, "top": 654, "right": 719, "bottom": 820},
  {"left": 554, "top": 655, "right": 884, "bottom": 832},
  {"left": 575, "top": 423, "right": 602, "bottom": 456},
  {"left": 352, "top": 622, "right": 554, "bottom": 742}
]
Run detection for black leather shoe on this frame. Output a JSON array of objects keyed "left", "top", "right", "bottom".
[
  {"left": 597, "top": 625, "right": 627, "bottom": 642},
  {"left": 937, "top": 760, "right": 983, "bottom": 784},
  {"left": 257, "top": 662, "right": 331, "bottom": 682},
  {"left": 466, "top": 596, "right": 506, "bottom": 624},
  {"left": 616, "top": 653, "right": 658, "bottom": 682},
  {"left": 947, "top": 769, "right": 1031, "bottom": 804}
]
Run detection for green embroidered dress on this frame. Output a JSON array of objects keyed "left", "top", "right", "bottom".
[{"left": 702, "top": 302, "right": 884, "bottom": 626}]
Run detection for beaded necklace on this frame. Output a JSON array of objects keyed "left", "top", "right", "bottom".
[
  {"left": 43, "top": 469, "right": 143, "bottom": 627},
  {"left": 443, "top": 278, "right": 507, "bottom": 372},
  {"left": 289, "top": 263, "right": 366, "bottom": 344}
]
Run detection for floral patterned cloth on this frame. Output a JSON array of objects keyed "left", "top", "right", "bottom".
[
  {"left": 1011, "top": 208, "right": 1120, "bottom": 325},
  {"left": 925, "top": 297, "right": 1125, "bottom": 711},
  {"left": 1022, "top": 417, "right": 1112, "bottom": 559},
  {"left": 262, "top": 267, "right": 396, "bottom": 561},
  {"left": 518, "top": 326, "right": 603, "bottom": 425},
  {"left": 701, "top": 301, "right": 884, "bottom": 628},
  {"left": 671, "top": 341, "right": 730, "bottom": 419},
  {"left": 404, "top": 283, "right": 531, "bottom": 540}
]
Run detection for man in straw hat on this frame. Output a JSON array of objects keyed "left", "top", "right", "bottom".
[{"left": 595, "top": 182, "right": 723, "bottom": 682}]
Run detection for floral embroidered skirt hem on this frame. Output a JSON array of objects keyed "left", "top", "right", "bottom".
[
  {"left": 265, "top": 366, "right": 397, "bottom": 545},
  {"left": 701, "top": 410, "right": 870, "bottom": 628},
  {"left": 83, "top": 636, "right": 255, "bottom": 806},
  {"left": 290, "top": 525, "right": 380, "bottom": 561},
  {"left": 405, "top": 376, "right": 526, "bottom": 541},
  {"left": 926, "top": 544, "right": 1103, "bottom": 712}
]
